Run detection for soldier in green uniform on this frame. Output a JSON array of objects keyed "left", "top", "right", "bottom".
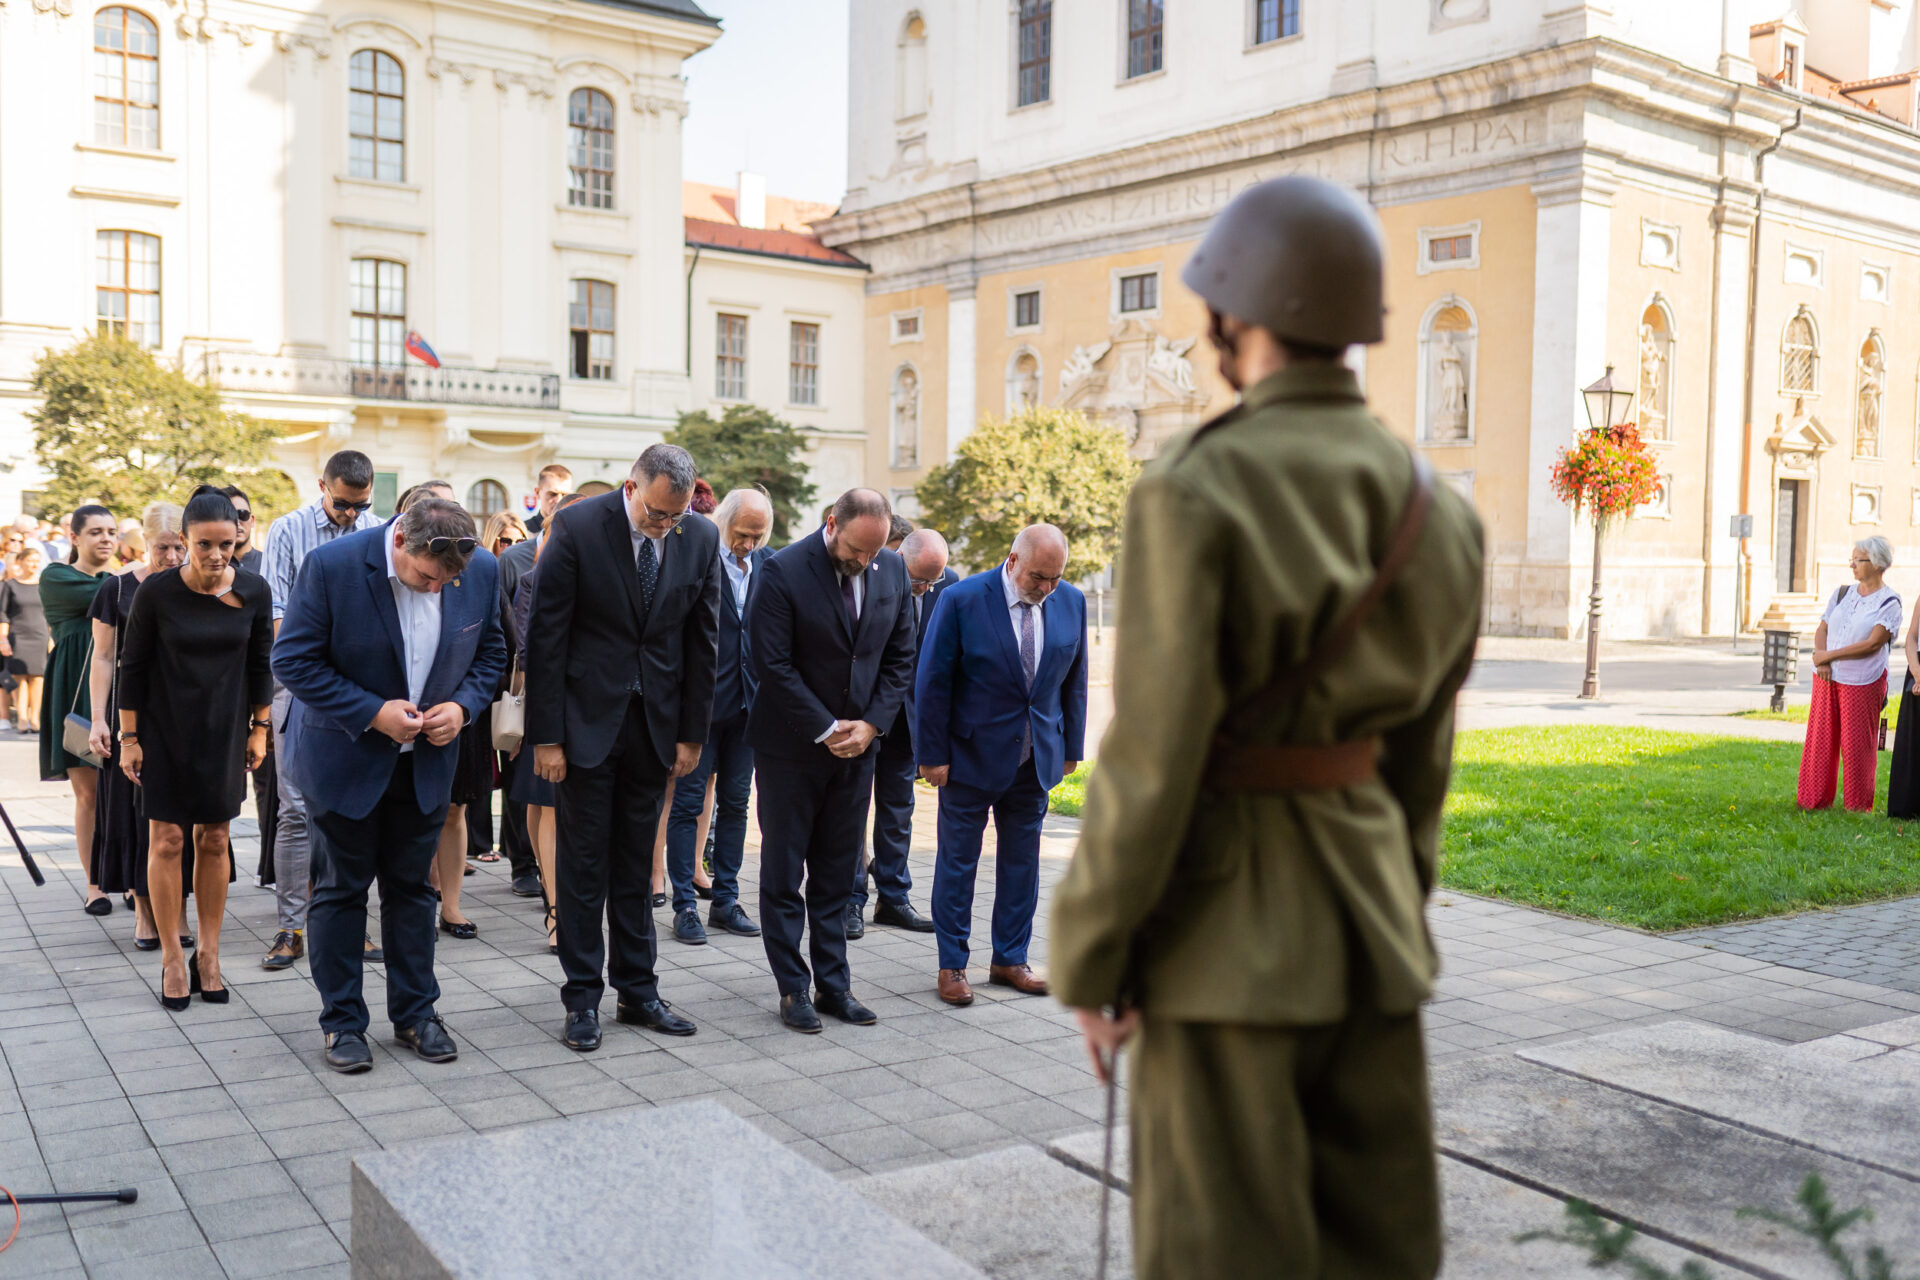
[{"left": 1050, "top": 175, "right": 1485, "bottom": 1279}]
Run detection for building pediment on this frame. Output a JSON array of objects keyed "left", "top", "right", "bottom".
[
  {"left": 1766, "top": 400, "right": 1836, "bottom": 470},
  {"left": 1056, "top": 319, "right": 1210, "bottom": 456}
]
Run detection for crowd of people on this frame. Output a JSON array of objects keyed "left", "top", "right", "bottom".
[{"left": 24, "top": 446, "right": 1088, "bottom": 1069}]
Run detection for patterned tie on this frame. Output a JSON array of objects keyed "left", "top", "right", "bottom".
[
  {"left": 637, "top": 535, "right": 658, "bottom": 620},
  {"left": 1018, "top": 601, "right": 1037, "bottom": 690},
  {"left": 841, "top": 572, "right": 858, "bottom": 629}
]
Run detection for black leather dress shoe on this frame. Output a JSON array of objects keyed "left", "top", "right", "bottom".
[
  {"left": 844, "top": 902, "right": 866, "bottom": 940},
  {"left": 325, "top": 1030, "right": 373, "bottom": 1074},
  {"left": 617, "top": 998, "right": 697, "bottom": 1036},
  {"left": 395, "top": 1016, "right": 458, "bottom": 1063},
  {"left": 563, "top": 1008, "right": 602, "bottom": 1052},
  {"left": 814, "top": 988, "right": 877, "bottom": 1026},
  {"left": 780, "top": 993, "right": 823, "bottom": 1034},
  {"left": 708, "top": 901, "right": 760, "bottom": 937},
  {"left": 511, "top": 872, "right": 543, "bottom": 898},
  {"left": 872, "top": 900, "right": 936, "bottom": 933},
  {"left": 673, "top": 908, "right": 707, "bottom": 945}
]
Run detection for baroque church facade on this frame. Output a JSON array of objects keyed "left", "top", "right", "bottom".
[{"left": 823, "top": 0, "right": 1920, "bottom": 637}]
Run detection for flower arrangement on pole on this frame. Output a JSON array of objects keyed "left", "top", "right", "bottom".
[{"left": 1551, "top": 421, "right": 1660, "bottom": 698}]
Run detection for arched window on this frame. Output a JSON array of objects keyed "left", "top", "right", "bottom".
[
  {"left": 1857, "top": 332, "right": 1886, "bottom": 460},
  {"left": 567, "top": 88, "right": 615, "bottom": 209},
  {"left": 349, "top": 50, "right": 405, "bottom": 183},
  {"left": 1417, "top": 298, "right": 1477, "bottom": 443},
  {"left": 576, "top": 480, "right": 615, "bottom": 497},
  {"left": 96, "top": 230, "right": 160, "bottom": 349},
  {"left": 468, "top": 479, "right": 509, "bottom": 517},
  {"left": 569, "top": 280, "right": 615, "bottom": 380},
  {"left": 891, "top": 365, "right": 921, "bottom": 469},
  {"left": 94, "top": 8, "right": 159, "bottom": 149},
  {"left": 1781, "top": 309, "right": 1818, "bottom": 394},
  {"left": 1638, "top": 300, "right": 1673, "bottom": 441},
  {"left": 1006, "top": 348, "right": 1041, "bottom": 413},
  {"left": 349, "top": 258, "right": 406, "bottom": 369},
  {"left": 897, "top": 14, "right": 928, "bottom": 120}
]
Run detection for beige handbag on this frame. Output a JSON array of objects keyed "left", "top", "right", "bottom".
[
  {"left": 62, "top": 633, "right": 102, "bottom": 768},
  {"left": 491, "top": 656, "right": 524, "bottom": 753}
]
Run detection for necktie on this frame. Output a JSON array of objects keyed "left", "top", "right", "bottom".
[
  {"left": 1017, "top": 601, "right": 1036, "bottom": 690},
  {"left": 637, "top": 535, "right": 658, "bottom": 620},
  {"left": 840, "top": 572, "right": 858, "bottom": 629}
]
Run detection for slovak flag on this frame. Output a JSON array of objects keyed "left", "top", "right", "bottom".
[{"left": 404, "top": 330, "right": 441, "bottom": 368}]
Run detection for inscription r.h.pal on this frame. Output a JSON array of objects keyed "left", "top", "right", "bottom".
[{"left": 1380, "top": 112, "right": 1544, "bottom": 171}]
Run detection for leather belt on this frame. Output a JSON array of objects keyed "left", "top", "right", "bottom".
[{"left": 1203, "top": 736, "right": 1380, "bottom": 793}]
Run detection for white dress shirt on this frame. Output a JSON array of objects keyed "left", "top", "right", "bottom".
[
  {"left": 1002, "top": 562, "right": 1044, "bottom": 656},
  {"left": 814, "top": 526, "right": 868, "bottom": 743},
  {"left": 720, "top": 546, "right": 753, "bottom": 612},
  {"left": 384, "top": 530, "right": 442, "bottom": 753},
  {"left": 627, "top": 507, "right": 667, "bottom": 571}
]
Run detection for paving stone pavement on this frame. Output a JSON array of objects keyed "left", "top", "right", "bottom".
[
  {"left": 5, "top": 733, "right": 1920, "bottom": 1278},
  {"left": 1673, "top": 897, "right": 1920, "bottom": 995}
]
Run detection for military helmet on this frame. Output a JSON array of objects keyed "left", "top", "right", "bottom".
[{"left": 1179, "top": 175, "right": 1385, "bottom": 346}]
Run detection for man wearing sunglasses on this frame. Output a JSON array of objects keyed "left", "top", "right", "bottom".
[
  {"left": 260, "top": 451, "right": 381, "bottom": 974},
  {"left": 274, "top": 498, "right": 506, "bottom": 1072}
]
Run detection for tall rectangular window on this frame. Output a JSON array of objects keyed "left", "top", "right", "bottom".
[
  {"left": 1254, "top": 0, "right": 1300, "bottom": 44},
  {"left": 93, "top": 7, "right": 159, "bottom": 149},
  {"left": 569, "top": 280, "right": 615, "bottom": 380},
  {"left": 349, "top": 258, "right": 406, "bottom": 367},
  {"left": 1014, "top": 290, "right": 1041, "bottom": 328},
  {"left": 348, "top": 49, "right": 405, "bottom": 183},
  {"left": 715, "top": 313, "right": 747, "bottom": 400},
  {"left": 1018, "top": 1, "right": 1052, "bottom": 107},
  {"left": 96, "top": 230, "right": 160, "bottom": 348},
  {"left": 1119, "top": 271, "right": 1159, "bottom": 313},
  {"left": 567, "top": 88, "right": 615, "bottom": 210},
  {"left": 789, "top": 321, "right": 820, "bottom": 406},
  {"left": 1127, "top": 1, "right": 1164, "bottom": 79}
]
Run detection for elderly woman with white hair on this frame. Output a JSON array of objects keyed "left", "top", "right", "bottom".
[{"left": 1799, "top": 535, "right": 1903, "bottom": 811}]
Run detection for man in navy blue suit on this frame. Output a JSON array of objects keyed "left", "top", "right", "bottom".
[
  {"left": 273, "top": 499, "right": 507, "bottom": 1073},
  {"left": 850, "top": 527, "right": 955, "bottom": 937},
  {"left": 663, "top": 486, "right": 772, "bottom": 945},
  {"left": 915, "top": 524, "right": 1087, "bottom": 1007}
]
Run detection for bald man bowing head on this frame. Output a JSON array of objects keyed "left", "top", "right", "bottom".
[{"left": 745, "top": 489, "right": 916, "bottom": 1033}]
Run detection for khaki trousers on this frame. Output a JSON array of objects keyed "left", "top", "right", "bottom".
[{"left": 1130, "top": 1005, "right": 1441, "bottom": 1280}]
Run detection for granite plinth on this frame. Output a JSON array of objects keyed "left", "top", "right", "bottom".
[
  {"left": 1521, "top": 1021, "right": 1920, "bottom": 1180},
  {"left": 859, "top": 1145, "right": 1133, "bottom": 1280},
  {"left": 350, "top": 1100, "right": 985, "bottom": 1280}
]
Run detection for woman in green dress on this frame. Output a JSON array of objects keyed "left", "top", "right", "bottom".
[{"left": 40, "top": 505, "right": 118, "bottom": 914}]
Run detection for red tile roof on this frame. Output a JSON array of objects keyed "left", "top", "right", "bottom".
[{"left": 684, "top": 217, "right": 866, "bottom": 267}]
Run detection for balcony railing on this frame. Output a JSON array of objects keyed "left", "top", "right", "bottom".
[{"left": 205, "top": 352, "right": 561, "bottom": 411}]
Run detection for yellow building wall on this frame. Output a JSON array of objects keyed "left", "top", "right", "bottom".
[{"left": 866, "top": 283, "right": 949, "bottom": 503}]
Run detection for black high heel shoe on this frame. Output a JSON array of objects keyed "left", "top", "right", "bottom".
[
  {"left": 189, "top": 952, "right": 229, "bottom": 1004},
  {"left": 545, "top": 906, "right": 559, "bottom": 956},
  {"left": 158, "top": 959, "right": 189, "bottom": 1012}
]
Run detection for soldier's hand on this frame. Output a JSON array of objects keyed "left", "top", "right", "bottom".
[{"left": 1074, "top": 1007, "right": 1140, "bottom": 1084}]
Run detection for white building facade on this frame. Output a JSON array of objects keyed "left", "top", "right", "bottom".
[
  {"left": 0, "top": 0, "right": 720, "bottom": 522},
  {"left": 825, "top": 0, "right": 1920, "bottom": 637}
]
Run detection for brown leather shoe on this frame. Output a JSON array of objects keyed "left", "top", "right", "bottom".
[
  {"left": 937, "top": 968, "right": 974, "bottom": 1006},
  {"left": 261, "top": 930, "right": 304, "bottom": 971},
  {"left": 988, "top": 963, "right": 1049, "bottom": 996}
]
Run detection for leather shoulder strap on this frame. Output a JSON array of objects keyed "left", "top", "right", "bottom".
[{"left": 1222, "top": 450, "right": 1437, "bottom": 740}]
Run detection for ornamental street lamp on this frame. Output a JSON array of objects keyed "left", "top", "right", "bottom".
[{"left": 1579, "top": 366, "right": 1635, "bottom": 700}]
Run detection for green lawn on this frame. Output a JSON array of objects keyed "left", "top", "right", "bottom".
[
  {"left": 1732, "top": 697, "right": 1901, "bottom": 728},
  {"left": 1049, "top": 762, "right": 1093, "bottom": 818},
  {"left": 1442, "top": 725, "right": 1920, "bottom": 930}
]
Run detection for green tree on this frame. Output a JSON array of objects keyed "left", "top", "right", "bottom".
[
  {"left": 914, "top": 405, "right": 1140, "bottom": 576},
  {"left": 28, "top": 333, "right": 297, "bottom": 520},
  {"left": 665, "top": 403, "right": 818, "bottom": 545}
]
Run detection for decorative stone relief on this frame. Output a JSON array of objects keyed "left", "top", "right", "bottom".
[
  {"left": 1055, "top": 319, "right": 1210, "bottom": 457},
  {"left": 427, "top": 58, "right": 480, "bottom": 85},
  {"left": 274, "top": 32, "right": 333, "bottom": 59},
  {"left": 632, "top": 93, "right": 690, "bottom": 117},
  {"left": 1852, "top": 484, "right": 1882, "bottom": 524},
  {"left": 494, "top": 69, "right": 556, "bottom": 99},
  {"left": 32, "top": 0, "right": 74, "bottom": 16}
]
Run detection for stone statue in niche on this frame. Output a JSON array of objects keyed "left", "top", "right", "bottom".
[
  {"left": 1857, "top": 350, "right": 1883, "bottom": 458},
  {"left": 892, "top": 368, "right": 919, "bottom": 468},
  {"left": 1146, "top": 332, "right": 1199, "bottom": 396},
  {"left": 1638, "top": 323, "right": 1667, "bottom": 438},
  {"left": 1431, "top": 331, "right": 1469, "bottom": 441},
  {"left": 1014, "top": 357, "right": 1040, "bottom": 409}
]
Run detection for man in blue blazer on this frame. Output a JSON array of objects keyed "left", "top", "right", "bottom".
[
  {"left": 851, "top": 527, "right": 955, "bottom": 936},
  {"left": 663, "top": 487, "right": 773, "bottom": 944},
  {"left": 916, "top": 524, "right": 1087, "bottom": 1007},
  {"left": 273, "top": 499, "right": 507, "bottom": 1073}
]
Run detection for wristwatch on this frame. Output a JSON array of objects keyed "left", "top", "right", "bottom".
[{"left": 250, "top": 718, "right": 272, "bottom": 729}]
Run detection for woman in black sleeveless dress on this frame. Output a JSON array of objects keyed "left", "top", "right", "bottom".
[
  {"left": 118, "top": 491, "right": 273, "bottom": 1009},
  {"left": 1889, "top": 608, "right": 1920, "bottom": 818}
]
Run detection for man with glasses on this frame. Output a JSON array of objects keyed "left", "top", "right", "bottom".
[
  {"left": 217, "top": 485, "right": 261, "bottom": 573},
  {"left": 260, "top": 450, "right": 381, "bottom": 973},
  {"left": 526, "top": 444, "right": 721, "bottom": 1051},
  {"left": 849, "top": 526, "right": 953, "bottom": 939}
]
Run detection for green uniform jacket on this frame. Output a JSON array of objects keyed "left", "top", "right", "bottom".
[{"left": 1051, "top": 363, "right": 1484, "bottom": 1025}]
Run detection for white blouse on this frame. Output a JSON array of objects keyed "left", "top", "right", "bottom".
[{"left": 1821, "top": 583, "right": 1903, "bottom": 686}]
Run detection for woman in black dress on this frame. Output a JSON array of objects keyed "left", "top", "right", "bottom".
[
  {"left": 118, "top": 491, "right": 273, "bottom": 1009},
  {"left": 87, "top": 503, "right": 193, "bottom": 950},
  {"left": 0, "top": 545, "right": 51, "bottom": 732}
]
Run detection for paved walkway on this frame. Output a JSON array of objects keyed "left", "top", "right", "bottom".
[
  {"left": 5, "top": 731, "right": 1920, "bottom": 1278},
  {"left": 1675, "top": 897, "right": 1920, "bottom": 995}
]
